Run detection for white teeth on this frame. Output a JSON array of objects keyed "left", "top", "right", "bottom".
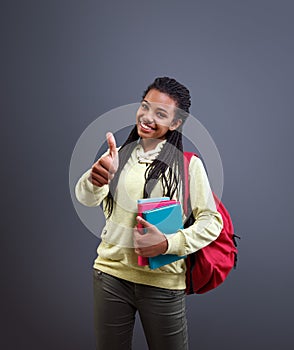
[{"left": 140, "top": 121, "right": 153, "bottom": 130}]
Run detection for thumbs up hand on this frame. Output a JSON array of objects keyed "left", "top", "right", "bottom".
[
  {"left": 133, "top": 216, "right": 168, "bottom": 257},
  {"left": 89, "top": 132, "right": 119, "bottom": 187},
  {"left": 106, "top": 132, "right": 119, "bottom": 173}
]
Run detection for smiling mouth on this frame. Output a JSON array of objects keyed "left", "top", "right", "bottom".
[{"left": 139, "top": 120, "right": 156, "bottom": 131}]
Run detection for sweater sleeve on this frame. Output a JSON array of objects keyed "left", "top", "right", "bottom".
[
  {"left": 164, "top": 156, "right": 223, "bottom": 256},
  {"left": 75, "top": 168, "right": 109, "bottom": 207}
]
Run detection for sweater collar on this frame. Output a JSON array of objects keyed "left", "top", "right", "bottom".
[{"left": 136, "top": 139, "right": 166, "bottom": 164}]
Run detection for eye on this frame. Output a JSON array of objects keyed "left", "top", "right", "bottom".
[
  {"left": 141, "top": 103, "right": 148, "bottom": 110},
  {"left": 157, "top": 112, "right": 167, "bottom": 119}
]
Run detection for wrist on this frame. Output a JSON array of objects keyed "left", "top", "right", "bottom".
[{"left": 161, "top": 237, "right": 168, "bottom": 254}]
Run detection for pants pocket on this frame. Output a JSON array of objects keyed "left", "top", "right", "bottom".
[{"left": 93, "top": 268, "right": 103, "bottom": 281}]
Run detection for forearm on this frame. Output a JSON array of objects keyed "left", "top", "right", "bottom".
[{"left": 164, "top": 210, "right": 223, "bottom": 256}]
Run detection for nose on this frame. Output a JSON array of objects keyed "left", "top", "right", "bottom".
[{"left": 142, "top": 110, "right": 155, "bottom": 124}]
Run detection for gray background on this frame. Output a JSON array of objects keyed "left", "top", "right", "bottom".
[{"left": 1, "top": 0, "right": 293, "bottom": 349}]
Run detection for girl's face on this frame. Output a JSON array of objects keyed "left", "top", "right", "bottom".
[{"left": 136, "top": 89, "right": 182, "bottom": 140}]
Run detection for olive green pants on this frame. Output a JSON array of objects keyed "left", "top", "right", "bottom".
[{"left": 93, "top": 269, "right": 188, "bottom": 350}]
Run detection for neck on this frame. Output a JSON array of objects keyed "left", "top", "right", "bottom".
[{"left": 140, "top": 138, "right": 165, "bottom": 152}]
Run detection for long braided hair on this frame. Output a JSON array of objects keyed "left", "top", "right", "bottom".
[{"left": 105, "top": 77, "right": 191, "bottom": 217}]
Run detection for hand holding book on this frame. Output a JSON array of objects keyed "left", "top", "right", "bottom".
[
  {"left": 135, "top": 198, "right": 186, "bottom": 269},
  {"left": 136, "top": 197, "right": 178, "bottom": 266},
  {"left": 134, "top": 216, "right": 168, "bottom": 257}
]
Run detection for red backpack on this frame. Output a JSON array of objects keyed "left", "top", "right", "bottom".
[{"left": 183, "top": 152, "right": 239, "bottom": 294}]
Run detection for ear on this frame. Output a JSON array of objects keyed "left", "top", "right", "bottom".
[{"left": 169, "top": 118, "right": 182, "bottom": 131}]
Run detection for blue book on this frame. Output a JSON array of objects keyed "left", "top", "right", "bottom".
[
  {"left": 137, "top": 197, "right": 170, "bottom": 204},
  {"left": 142, "top": 203, "right": 186, "bottom": 269},
  {"left": 137, "top": 197, "right": 174, "bottom": 266}
]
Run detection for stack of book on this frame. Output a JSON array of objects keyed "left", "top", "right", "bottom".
[{"left": 137, "top": 197, "right": 186, "bottom": 269}]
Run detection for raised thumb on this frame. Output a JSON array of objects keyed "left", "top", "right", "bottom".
[{"left": 106, "top": 132, "right": 117, "bottom": 158}]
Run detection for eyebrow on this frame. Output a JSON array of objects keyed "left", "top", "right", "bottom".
[{"left": 142, "top": 99, "right": 169, "bottom": 114}]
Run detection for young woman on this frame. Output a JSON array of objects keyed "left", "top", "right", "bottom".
[{"left": 75, "top": 77, "right": 223, "bottom": 350}]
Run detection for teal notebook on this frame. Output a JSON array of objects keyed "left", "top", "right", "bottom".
[
  {"left": 137, "top": 197, "right": 170, "bottom": 204},
  {"left": 142, "top": 203, "right": 186, "bottom": 269}
]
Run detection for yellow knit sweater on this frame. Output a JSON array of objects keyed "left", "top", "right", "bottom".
[{"left": 75, "top": 141, "right": 223, "bottom": 290}]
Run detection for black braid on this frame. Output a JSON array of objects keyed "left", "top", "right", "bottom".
[
  {"left": 105, "top": 77, "right": 191, "bottom": 218},
  {"left": 143, "top": 129, "right": 184, "bottom": 199}
]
